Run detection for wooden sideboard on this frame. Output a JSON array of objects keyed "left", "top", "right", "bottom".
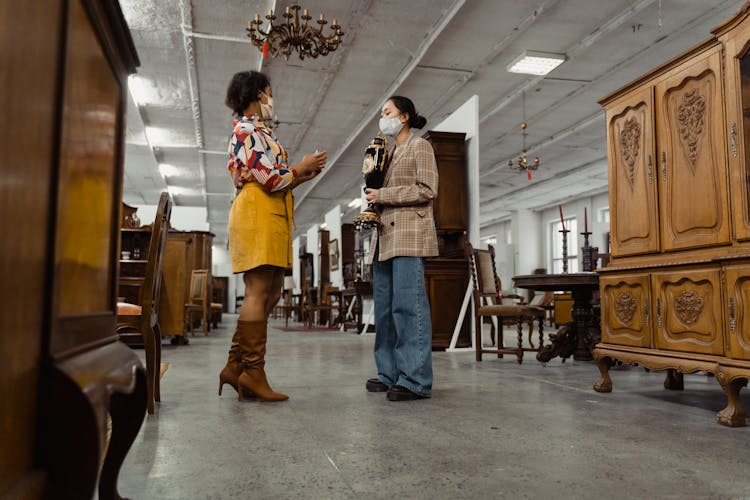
[
  {"left": 595, "top": 2, "right": 750, "bottom": 426},
  {"left": 1, "top": 0, "right": 146, "bottom": 497}
]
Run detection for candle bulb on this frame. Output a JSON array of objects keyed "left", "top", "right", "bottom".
[
  {"left": 268, "top": 8, "right": 273, "bottom": 17},
  {"left": 254, "top": 13, "right": 260, "bottom": 23},
  {"left": 584, "top": 207, "right": 588, "bottom": 233},
  {"left": 285, "top": 5, "right": 290, "bottom": 14},
  {"left": 303, "top": 8, "right": 309, "bottom": 17},
  {"left": 320, "top": 13, "right": 325, "bottom": 21},
  {"left": 333, "top": 18, "right": 338, "bottom": 26},
  {"left": 559, "top": 205, "right": 565, "bottom": 231}
]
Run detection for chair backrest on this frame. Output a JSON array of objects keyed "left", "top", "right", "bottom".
[
  {"left": 467, "top": 243, "right": 500, "bottom": 303},
  {"left": 141, "top": 192, "right": 171, "bottom": 325},
  {"left": 189, "top": 269, "right": 209, "bottom": 303}
]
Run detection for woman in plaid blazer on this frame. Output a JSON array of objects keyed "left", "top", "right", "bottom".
[{"left": 364, "top": 96, "right": 439, "bottom": 401}]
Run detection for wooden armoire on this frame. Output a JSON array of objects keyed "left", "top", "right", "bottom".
[
  {"left": 423, "top": 131, "right": 471, "bottom": 349},
  {"left": 596, "top": 2, "right": 750, "bottom": 426},
  {"left": 1, "top": 0, "right": 146, "bottom": 497}
]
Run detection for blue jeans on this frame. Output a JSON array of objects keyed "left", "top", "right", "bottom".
[{"left": 373, "top": 246, "right": 433, "bottom": 397}]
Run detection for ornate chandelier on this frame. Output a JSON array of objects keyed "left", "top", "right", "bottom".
[
  {"left": 508, "top": 91, "right": 540, "bottom": 180},
  {"left": 246, "top": 5, "right": 344, "bottom": 60}
]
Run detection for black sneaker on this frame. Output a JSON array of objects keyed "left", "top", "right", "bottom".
[{"left": 366, "top": 378, "right": 388, "bottom": 392}]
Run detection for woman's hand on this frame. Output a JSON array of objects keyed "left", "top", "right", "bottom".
[
  {"left": 298, "top": 150, "right": 327, "bottom": 177},
  {"left": 364, "top": 188, "right": 379, "bottom": 204}
]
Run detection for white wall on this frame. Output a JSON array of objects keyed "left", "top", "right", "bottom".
[
  {"left": 480, "top": 219, "right": 514, "bottom": 290},
  {"left": 292, "top": 237, "right": 300, "bottom": 294},
  {"left": 514, "top": 209, "right": 543, "bottom": 276},
  {"left": 133, "top": 204, "right": 209, "bottom": 232},
  {"left": 306, "top": 224, "right": 320, "bottom": 285},
  {"left": 324, "top": 205, "right": 343, "bottom": 288},
  {"left": 432, "top": 95, "right": 480, "bottom": 245}
]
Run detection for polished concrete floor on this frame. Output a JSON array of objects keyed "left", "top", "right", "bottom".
[{"left": 119, "top": 315, "right": 750, "bottom": 499}]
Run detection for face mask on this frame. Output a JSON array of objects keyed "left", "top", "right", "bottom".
[
  {"left": 259, "top": 92, "right": 274, "bottom": 120},
  {"left": 379, "top": 116, "right": 403, "bottom": 137}
]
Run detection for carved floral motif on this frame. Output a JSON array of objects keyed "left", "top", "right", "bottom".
[
  {"left": 676, "top": 88, "right": 706, "bottom": 167},
  {"left": 614, "top": 291, "right": 638, "bottom": 325},
  {"left": 619, "top": 117, "right": 641, "bottom": 187},
  {"left": 673, "top": 290, "right": 704, "bottom": 325}
]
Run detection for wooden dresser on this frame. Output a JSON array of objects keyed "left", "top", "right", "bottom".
[
  {"left": 423, "top": 131, "right": 471, "bottom": 349},
  {"left": 595, "top": 2, "right": 750, "bottom": 426}
]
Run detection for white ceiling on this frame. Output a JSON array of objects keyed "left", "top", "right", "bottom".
[{"left": 119, "top": 0, "right": 747, "bottom": 245}]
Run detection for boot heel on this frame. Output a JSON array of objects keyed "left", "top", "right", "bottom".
[
  {"left": 218, "top": 381, "right": 224, "bottom": 396},
  {"left": 237, "top": 386, "right": 243, "bottom": 401}
]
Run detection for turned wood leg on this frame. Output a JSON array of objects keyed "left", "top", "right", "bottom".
[
  {"left": 527, "top": 319, "right": 535, "bottom": 350},
  {"left": 516, "top": 319, "right": 523, "bottom": 364},
  {"left": 141, "top": 323, "right": 156, "bottom": 415},
  {"left": 99, "top": 370, "right": 148, "bottom": 500},
  {"left": 594, "top": 357, "right": 613, "bottom": 393},
  {"left": 716, "top": 378, "right": 748, "bottom": 427},
  {"left": 663, "top": 369, "right": 684, "bottom": 391},
  {"left": 498, "top": 321, "right": 504, "bottom": 358},
  {"left": 537, "top": 317, "right": 543, "bottom": 356},
  {"left": 475, "top": 313, "right": 482, "bottom": 362}
]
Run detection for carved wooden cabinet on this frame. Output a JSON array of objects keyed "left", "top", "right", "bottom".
[{"left": 596, "top": 3, "right": 750, "bottom": 427}]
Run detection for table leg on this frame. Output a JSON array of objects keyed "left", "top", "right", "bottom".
[{"left": 571, "top": 288, "right": 595, "bottom": 361}]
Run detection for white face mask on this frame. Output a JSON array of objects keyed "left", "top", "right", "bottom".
[
  {"left": 259, "top": 92, "right": 274, "bottom": 120},
  {"left": 379, "top": 116, "right": 403, "bottom": 137}
]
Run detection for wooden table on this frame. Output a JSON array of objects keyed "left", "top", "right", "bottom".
[{"left": 513, "top": 273, "right": 600, "bottom": 362}]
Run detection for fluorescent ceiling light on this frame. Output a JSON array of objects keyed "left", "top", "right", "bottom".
[
  {"left": 145, "top": 126, "right": 196, "bottom": 148},
  {"left": 320, "top": 223, "right": 328, "bottom": 229},
  {"left": 167, "top": 186, "right": 193, "bottom": 196},
  {"left": 128, "top": 74, "right": 153, "bottom": 106},
  {"left": 159, "top": 163, "right": 179, "bottom": 178},
  {"left": 347, "top": 197, "right": 361, "bottom": 208},
  {"left": 507, "top": 50, "right": 566, "bottom": 76}
]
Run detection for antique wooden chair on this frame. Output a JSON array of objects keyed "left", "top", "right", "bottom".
[
  {"left": 305, "top": 282, "right": 339, "bottom": 328},
  {"left": 117, "top": 192, "right": 172, "bottom": 414},
  {"left": 468, "top": 243, "right": 545, "bottom": 364},
  {"left": 184, "top": 269, "right": 210, "bottom": 336}
]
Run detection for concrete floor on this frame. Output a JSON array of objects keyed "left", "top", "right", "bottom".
[{"left": 119, "top": 315, "right": 750, "bottom": 499}]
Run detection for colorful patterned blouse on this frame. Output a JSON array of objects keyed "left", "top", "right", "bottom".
[{"left": 227, "top": 114, "right": 295, "bottom": 192}]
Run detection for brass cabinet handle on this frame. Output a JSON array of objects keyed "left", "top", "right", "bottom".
[
  {"left": 644, "top": 299, "right": 650, "bottom": 325},
  {"left": 731, "top": 122, "right": 738, "bottom": 158},
  {"left": 729, "top": 297, "right": 737, "bottom": 333},
  {"left": 647, "top": 155, "right": 653, "bottom": 184},
  {"left": 656, "top": 298, "right": 662, "bottom": 328},
  {"left": 661, "top": 152, "right": 667, "bottom": 182}
]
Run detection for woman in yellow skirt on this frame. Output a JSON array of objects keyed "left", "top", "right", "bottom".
[{"left": 219, "top": 70, "right": 326, "bottom": 401}]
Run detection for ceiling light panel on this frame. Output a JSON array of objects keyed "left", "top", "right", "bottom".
[{"left": 507, "top": 50, "right": 566, "bottom": 76}]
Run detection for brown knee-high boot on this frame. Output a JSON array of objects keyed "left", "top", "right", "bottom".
[
  {"left": 237, "top": 319, "right": 288, "bottom": 401},
  {"left": 218, "top": 322, "right": 244, "bottom": 396}
]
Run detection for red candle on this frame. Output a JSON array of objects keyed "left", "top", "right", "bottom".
[
  {"left": 584, "top": 207, "right": 588, "bottom": 233},
  {"left": 558, "top": 205, "right": 565, "bottom": 231}
]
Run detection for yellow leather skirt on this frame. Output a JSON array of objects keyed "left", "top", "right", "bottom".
[{"left": 229, "top": 182, "right": 294, "bottom": 273}]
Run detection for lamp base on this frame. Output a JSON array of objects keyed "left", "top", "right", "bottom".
[{"left": 354, "top": 208, "right": 380, "bottom": 231}]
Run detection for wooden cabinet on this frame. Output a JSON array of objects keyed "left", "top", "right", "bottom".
[
  {"left": 600, "top": 274, "right": 652, "bottom": 348},
  {"left": 596, "top": 3, "right": 750, "bottom": 427},
  {"left": 422, "top": 131, "right": 470, "bottom": 349}
]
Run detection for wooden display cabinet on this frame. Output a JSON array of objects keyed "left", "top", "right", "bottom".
[{"left": 596, "top": 2, "right": 750, "bottom": 427}]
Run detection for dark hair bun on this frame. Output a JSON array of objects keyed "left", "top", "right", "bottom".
[
  {"left": 225, "top": 70, "right": 270, "bottom": 116},
  {"left": 410, "top": 114, "right": 427, "bottom": 129}
]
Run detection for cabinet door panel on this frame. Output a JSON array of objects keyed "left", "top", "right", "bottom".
[
  {"left": 600, "top": 274, "right": 652, "bottom": 348},
  {"left": 723, "top": 30, "right": 750, "bottom": 241},
  {"left": 655, "top": 49, "right": 730, "bottom": 251},
  {"left": 724, "top": 264, "right": 750, "bottom": 360},
  {"left": 653, "top": 268, "right": 724, "bottom": 355},
  {"left": 606, "top": 87, "right": 660, "bottom": 257}
]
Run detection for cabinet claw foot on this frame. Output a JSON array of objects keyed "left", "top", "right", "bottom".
[
  {"left": 716, "top": 377, "right": 748, "bottom": 427},
  {"left": 594, "top": 357, "right": 613, "bottom": 393}
]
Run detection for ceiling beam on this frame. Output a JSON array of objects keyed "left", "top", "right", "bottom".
[{"left": 293, "top": 0, "right": 468, "bottom": 210}]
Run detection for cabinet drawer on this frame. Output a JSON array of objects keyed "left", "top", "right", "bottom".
[
  {"left": 652, "top": 268, "right": 724, "bottom": 355},
  {"left": 600, "top": 273, "right": 652, "bottom": 348}
]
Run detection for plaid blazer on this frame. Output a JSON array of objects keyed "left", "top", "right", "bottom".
[{"left": 369, "top": 133, "right": 439, "bottom": 262}]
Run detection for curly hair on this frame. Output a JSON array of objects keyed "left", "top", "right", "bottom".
[
  {"left": 225, "top": 70, "right": 270, "bottom": 116},
  {"left": 388, "top": 95, "right": 427, "bottom": 129}
]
